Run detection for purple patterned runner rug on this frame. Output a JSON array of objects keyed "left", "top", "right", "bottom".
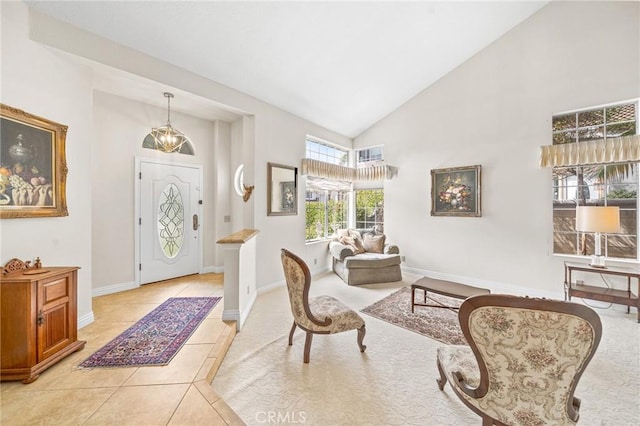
[
  {"left": 79, "top": 297, "right": 221, "bottom": 368},
  {"left": 361, "top": 287, "right": 466, "bottom": 345}
]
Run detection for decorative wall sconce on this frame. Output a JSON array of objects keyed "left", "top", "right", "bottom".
[{"left": 242, "top": 184, "right": 254, "bottom": 202}]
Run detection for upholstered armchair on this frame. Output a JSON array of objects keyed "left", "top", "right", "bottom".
[
  {"left": 280, "top": 248, "right": 367, "bottom": 363},
  {"left": 436, "top": 294, "right": 602, "bottom": 426}
]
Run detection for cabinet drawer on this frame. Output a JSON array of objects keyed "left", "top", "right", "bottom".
[{"left": 41, "top": 276, "right": 70, "bottom": 305}]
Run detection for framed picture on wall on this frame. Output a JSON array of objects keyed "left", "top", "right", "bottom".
[
  {"left": 267, "top": 162, "right": 297, "bottom": 216},
  {"left": 431, "top": 165, "right": 481, "bottom": 217},
  {"left": 0, "top": 104, "right": 68, "bottom": 218}
]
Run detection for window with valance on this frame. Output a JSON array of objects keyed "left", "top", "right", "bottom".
[{"left": 540, "top": 101, "right": 639, "bottom": 259}]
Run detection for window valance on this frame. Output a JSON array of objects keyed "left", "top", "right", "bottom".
[
  {"left": 305, "top": 176, "right": 352, "bottom": 192},
  {"left": 301, "top": 158, "right": 398, "bottom": 182},
  {"left": 540, "top": 134, "right": 640, "bottom": 167}
]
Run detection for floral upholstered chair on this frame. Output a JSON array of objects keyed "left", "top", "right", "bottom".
[
  {"left": 436, "top": 294, "right": 602, "bottom": 426},
  {"left": 280, "top": 248, "right": 366, "bottom": 363}
]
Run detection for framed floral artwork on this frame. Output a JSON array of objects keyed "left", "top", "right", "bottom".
[
  {"left": 0, "top": 104, "right": 68, "bottom": 218},
  {"left": 431, "top": 165, "right": 481, "bottom": 217}
]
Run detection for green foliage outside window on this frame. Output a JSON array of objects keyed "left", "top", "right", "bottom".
[
  {"left": 355, "top": 189, "right": 384, "bottom": 231},
  {"left": 305, "top": 194, "right": 348, "bottom": 241}
]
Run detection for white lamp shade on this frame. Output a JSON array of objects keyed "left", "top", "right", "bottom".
[{"left": 576, "top": 206, "right": 621, "bottom": 233}]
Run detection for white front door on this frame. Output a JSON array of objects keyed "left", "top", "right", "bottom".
[{"left": 138, "top": 160, "right": 202, "bottom": 284}]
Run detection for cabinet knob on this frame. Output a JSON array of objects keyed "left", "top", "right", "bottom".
[{"left": 37, "top": 310, "right": 45, "bottom": 326}]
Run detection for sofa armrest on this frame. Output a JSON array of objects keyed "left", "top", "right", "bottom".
[
  {"left": 384, "top": 244, "right": 400, "bottom": 255},
  {"left": 329, "top": 241, "right": 354, "bottom": 261}
]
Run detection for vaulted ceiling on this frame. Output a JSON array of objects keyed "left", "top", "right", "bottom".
[{"left": 27, "top": 1, "right": 547, "bottom": 138}]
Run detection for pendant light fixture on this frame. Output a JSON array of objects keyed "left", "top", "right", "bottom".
[{"left": 150, "top": 92, "right": 189, "bottom": 153}]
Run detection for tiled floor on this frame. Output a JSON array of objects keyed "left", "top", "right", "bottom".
[{"left": 0, "top": 273, "right": 243, "bottom": 425}]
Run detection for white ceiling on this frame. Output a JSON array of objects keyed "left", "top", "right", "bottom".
[{"left": 26, "top": 1, "right": 547, "bottom": 138}]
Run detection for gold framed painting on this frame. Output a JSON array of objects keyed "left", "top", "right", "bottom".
[
  {"left": 0, "top": 104, "right": 68, "bottom": 218},
  {"left": 431, "top": 165, "right": 481, "bottom": 217}
]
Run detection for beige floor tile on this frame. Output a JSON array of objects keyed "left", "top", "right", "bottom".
[
  {"left": 194, "top": 379, "right": 222, "bottom": 404},
  {"left": 0, "top": 273, "right": 243, "bottom": 426},
  {"left": 208, "top": 302, "right": 224, "bottom": 319},
  {"left": 186, "top": 318, "right": 227, "bottom": 344},
  {"left": 123, "top": 344, "right": 213, "bottom": 386},
  {"left": 78, "top": 321, "right": 134, "bottom": 349},
  {"left": 212, "top": 398, "right": 246, "bottom": 426},
  {"left": 176, "top": 284, "right": 224, "bottom": 298},
  {"left": 94, "top": 302, "right": 160, "bottom": 322},
  {"left": 44, "top": 366, "right": 138, "bottom": 390},
  {"left": 194, "top": 356, "right": 216, "bottom": 382},
  {"left": 0, "top": 388, "right": 117, "bottom": 425},
  {"left": 168, "top": 384, "right": 227, "bottom": 425},
  {"left": 84, "top": 383, "right": 189, "bottom": 425}
]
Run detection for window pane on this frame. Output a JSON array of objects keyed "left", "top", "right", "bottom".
[
  {"left": 355, "top": 189, "right": 384, "bottom": 232},
  {"left": 578, "top": 109, "right": 604, "bottom": 127},
  {"left": 607, "top": 235, "right": 637, "bottom": 259},
  {"left": 552, "top": 113, "right": 576, "bottom": 132},
  {"left": 553, "top": 232, "right": 577, "bottom": 255},
  {"left": 606, "top": 103, "right": 636, "bottom": 123},
  {"left": 552, "top": 130, "right": 576, "bottom": 145},
  {"left": 577, "top": 126, "right": 604, "bottom": 142},
  {"left": 606, "top": 122, "right": 636, "bottom": 138}
]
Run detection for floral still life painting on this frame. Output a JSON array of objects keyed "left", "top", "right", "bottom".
[{"left": 431, "top": 165, "right": 481, "bottom": 217}]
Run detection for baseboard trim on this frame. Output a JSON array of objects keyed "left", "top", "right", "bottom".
[
  {"left": 202, "top": 265, "right": 224, "bottom": 274},
  {"left": 78, "top": 311, "right": 94, "bottom": 329},
  {"left": 401, "top": 266, "right": 563, "bottom": 300},
  {"left": 92, "top": 280, "right": 138, "bottom": 297}
]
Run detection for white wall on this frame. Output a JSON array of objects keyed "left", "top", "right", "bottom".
[
  {"left": 91, "top": 91, "right": 218, "bottom": 292},
  {"left": 2, "top": 1, "right": 353, "bottom": 317},
  {"left": 355, "top": 1, "right": 640, "bottom": 297},
  {"left": 0, "top": 2, "right": 94, "bottom": 323}
]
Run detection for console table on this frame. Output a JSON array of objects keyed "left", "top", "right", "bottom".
[{"left": 564, "top": 262, "right": 640, "bottom": 322}]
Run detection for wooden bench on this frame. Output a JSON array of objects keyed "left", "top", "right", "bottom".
[{"left": 411, "top": 277, "right": 491, "bottom": 313}]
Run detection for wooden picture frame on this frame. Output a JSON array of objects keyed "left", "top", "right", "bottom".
[
  {"left": 431, "top": 165, "right": 481, "bottom": 217},
  {"left": 0, "top": 104, "right": 68, "bottom": 218},
  {"left": 267, "top": 162, "right": 297, "bottom": 216}
]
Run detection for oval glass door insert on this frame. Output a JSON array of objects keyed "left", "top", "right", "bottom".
[{"left": 157, "top": 183, "right": 184, "bottom": 258}]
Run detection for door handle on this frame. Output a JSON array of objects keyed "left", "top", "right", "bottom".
[{"left": 193, "top": 214, "right": 199, "bottom": 230}]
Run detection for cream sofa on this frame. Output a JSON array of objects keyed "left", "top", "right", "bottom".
[{"left": 329, "top": 228, "right": 402, "bottom": 286}]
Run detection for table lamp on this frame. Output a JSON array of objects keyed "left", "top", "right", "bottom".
[{"left": 576, "top": 206, "right": 620, "bottom": 268}]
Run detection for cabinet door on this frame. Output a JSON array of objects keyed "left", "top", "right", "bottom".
[{"left": 37, "top": 273, "right": 73, "bottom": 361}]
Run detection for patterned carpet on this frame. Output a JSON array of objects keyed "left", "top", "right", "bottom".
[
  {"left": 361, "top": 287, "right": 466, "bottom": 345},
  {"left": 212, "top": 272, "right": 639, "bottom": 426},
  {"left": 79, "top": 296, "right": 221, "bottom": 368}
]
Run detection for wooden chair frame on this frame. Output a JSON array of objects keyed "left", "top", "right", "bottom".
[
  {"left": 281, "top": 248, "right": 366, "bottom": 363},
  {"left": 436, "top": 294, "right": 602, "bottom": 426}
]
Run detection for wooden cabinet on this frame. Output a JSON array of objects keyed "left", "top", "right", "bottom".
[{"left": 1, "top": 266, "right": 86, "bottom": 383}]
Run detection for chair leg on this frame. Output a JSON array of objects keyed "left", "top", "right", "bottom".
[
  {"left": 481, "top": 415, "right": 493, "bottom": 426},
  {"left": 436, "top": 357, "right": 448, "bottom": 391},
  {"left": 288, "top": 322, "right": 297, "bottom": 346},
  {"left": 303, "top": 331, "right": 313, "bottom": 363},
  {"left": 357, "top": 325, "right": 367, "bottom": 352}
]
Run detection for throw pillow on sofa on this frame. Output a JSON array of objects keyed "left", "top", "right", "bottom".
[
  {"left": 363, "top": 234, "right": 386, "bottom": 253},
  {"left": 339, "top": 235, "right": 366, "bottom": 255}
]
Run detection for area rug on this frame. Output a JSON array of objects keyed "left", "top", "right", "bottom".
[
  {"left": 361, "top": 287, "right": 466, "bottom": 345},
  {"left": 79, "top": 296, "right": 221, "bottom": 368}
]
